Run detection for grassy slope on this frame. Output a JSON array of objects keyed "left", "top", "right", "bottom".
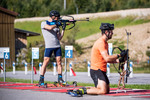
[
  {"left": 15, "top": 16, "right": 150, "bottom": 73},
  {"left": 15, "top": 21, "right": 43, "bottom": 45},
  {"left": 15, "top": 16, "right": 150, "bottom": 45}
]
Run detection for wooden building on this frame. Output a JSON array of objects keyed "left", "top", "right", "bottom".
[
  {"left": 0, "top": 7, "right": 40, "bottom": 66},
  {"left": 15, "top": 28, "right": 40, "bottom": 55},
  {"left": 0, "top": 7, "right": 18, "bottom": 66}
]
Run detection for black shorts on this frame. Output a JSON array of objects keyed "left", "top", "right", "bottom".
[{"left": 90, "top": 69, "right": 109, "bottom": 87}]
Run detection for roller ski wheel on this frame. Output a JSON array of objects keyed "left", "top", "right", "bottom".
[
  {"left": 73, "top": 81, "right": 77, "bottom": 87},
  {"left": 58, "top": 78, "right": 67, "bottom": 86},
  {"left": 54, "top": 81, "right": 62, "bottom": 87},
  {"left": 54, "top": 81, "right": 58, "bottom": 87},
  {"left": 61, "top": 81, "right": 67, "bottom": 86}
]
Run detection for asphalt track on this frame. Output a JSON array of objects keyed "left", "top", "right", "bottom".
[
  {"left": 0, "top": 71, "right": 150, "bottom": 84},
  {"left": 0, "top": 71, "right": 150, "bottom": 100}
]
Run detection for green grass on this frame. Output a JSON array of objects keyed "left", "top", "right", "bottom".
[
  {"left": 0, "top": 78, "right": 150, "bottom": 89},
  {"left": 15, "top": 16, "right": 150, "bottom": 45},
  {"left": 15, "top": 21, "right": 44, "bottom": 45}
]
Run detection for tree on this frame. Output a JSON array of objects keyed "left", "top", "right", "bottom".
[
  {"left": 1, "top": 0, "right": 150, "bottom": 18},
  {"left": 146, "top": 50, "right": 150, "bottom": 57}
]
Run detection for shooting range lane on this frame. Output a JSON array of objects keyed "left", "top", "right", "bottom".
[{"left": 0, "top": 82, "right": 150, "bottom": 99}]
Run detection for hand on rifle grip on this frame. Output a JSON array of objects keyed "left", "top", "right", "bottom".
[
  {"left": 120, "top": 49, "right": 128, "bottom": 57},
  {"left": 62, "top": 22, "right": 66, "bottom": 30},
  {"left": 56, "top": 21, "right": 62, "bottom": 27}
]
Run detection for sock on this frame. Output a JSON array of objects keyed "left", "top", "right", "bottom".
[
  {"left": 58, "top": 74, "right": 64, "bottom": 83},
  {"left": 39, "top": 75, "right": 44, "bottom": 83}
]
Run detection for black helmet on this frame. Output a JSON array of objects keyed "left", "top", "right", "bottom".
[
  {"left": 100, "top": 23, "right": 114, "bottom": 30},
  {"left": 49, "top": 10, "right": 60, "bottom": 18}
]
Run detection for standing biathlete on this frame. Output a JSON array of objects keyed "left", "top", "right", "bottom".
[
  {"left": 70, "top": 23, "right": 127, "bottom": 96},
  {"left": 38, "top": 10, "right": 66, "bottom": 86}
]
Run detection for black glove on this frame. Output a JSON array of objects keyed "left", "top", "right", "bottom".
[
  {"left": 119, "top": 54, "right": 129, "bottom": 63},
  {"left": 62, "top": 22, "right": 66, "bottom": 30},
  {"left": 55, "top": 21, "right": 62, "bottom": 27},
  {"left": 119, "top": 57, "right": 125, "bottom": 63},
  {"left": 120, "top": 49, "right": 128, "bottom": 57}
]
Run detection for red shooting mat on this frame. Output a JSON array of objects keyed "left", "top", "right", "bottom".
[
  {"left": 109, "top": 88, "right": 131, "bottom": 91},
  {"left": 1, "top": 82, "right": 150, "bottom": 97},
  {"left": 0, "top": 83, "right": 34, "bottom": 87},
  {"left": 0, "top": 82, "right": 82, "bottom": 91},
  {"left": 0, "top": 82, "right": 14, "bottom": 84},
  {"left": 0, "top": 82, "right": 37, "bottom": 90}
]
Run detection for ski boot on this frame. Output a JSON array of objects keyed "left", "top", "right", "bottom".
[
  {"left": 58, "top": 74, "right": 67, "bottom": 87},
  {"left": 38, "top": 75, "right": 47, "bottom": 88},
  {"left": 38, "top": 82, "right": 47, "bottom": 88},
  {"left": 67, "top": 87, "right": 87, "bottom": 97},
  {"left": 67, "top": 89, "right": 83, "bottom": 97}
]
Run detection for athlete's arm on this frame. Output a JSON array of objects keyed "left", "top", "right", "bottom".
[
  {"left": 101, "top": 50, "right": 120, "bottom": 63},
  {"left": 44, "top": 24, "right": 57, "bottom": 30},
  {"left": 57, "top": 30, "right": 65, "bottom": 40}
]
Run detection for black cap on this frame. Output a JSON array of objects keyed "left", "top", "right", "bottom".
[{"left": 99, "top": 23, "right": 114, "bottom": 30}]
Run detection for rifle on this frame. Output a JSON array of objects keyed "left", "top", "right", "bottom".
[
  {"left": 112, "top": 47, "right": 128, "bottom": 75},
  {"left": 112, "top": 30, "right": 131, "bottom": 87},
  {"left": 46, "top": 16, "right": 89, "bottom": 30}
]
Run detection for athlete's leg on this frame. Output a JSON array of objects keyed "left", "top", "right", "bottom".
[
  {"left": 39, "top": 48, "right": 52, "bottom": 85},
  {"left": 87, "top": 69, "right": 110, "bottom": 95},
  {"left": 87, "top": 79, "right": 109, "bottom": 95},
  {"left": 56, "top": 56, "right": 62, "bottom": 74},
  {"left": 38, "top": 57, "right": 50, "bottom": 85},
  {"left": 54, "top": 47, "right": 65, "bottom": 83},
  {"left": 107, "top": 84, "right": 110, "bottom": 94},
  {"left": 54, "top": 47, "right": 62, "bottom": 74},
  {"left": 40, "top": 57, "right": 50, "bottom": 75}
]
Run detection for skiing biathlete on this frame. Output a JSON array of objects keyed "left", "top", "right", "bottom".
[
  {"left": 68, "top": 23, "right": 127, "bottom": 96},
  {"left": 38, "top": 10, "right": 66, "bottom": 86}
]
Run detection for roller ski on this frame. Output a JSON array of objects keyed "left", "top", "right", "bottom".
[
  {"left": 53, "top": 81, "right": 77, "bottom": 87},
  {"left": 66, "top": 87, "right": 87, "bottom": 97},
  {"left": 53, "top": 81, "right": 66, "bottom": 87},
  {"left": 36, "top": 75, "right": 47, "bottom": 88},
  {"left": 56, "top": 74, "right": 67, "bottom": 87}
]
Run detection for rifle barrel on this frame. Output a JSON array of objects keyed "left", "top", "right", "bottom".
[
  {"left": 75, "top": 19, "right": 89, "bottom": 21},
  {"left": 76, "top": 18, "right": 89, "bottom": 21}
]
